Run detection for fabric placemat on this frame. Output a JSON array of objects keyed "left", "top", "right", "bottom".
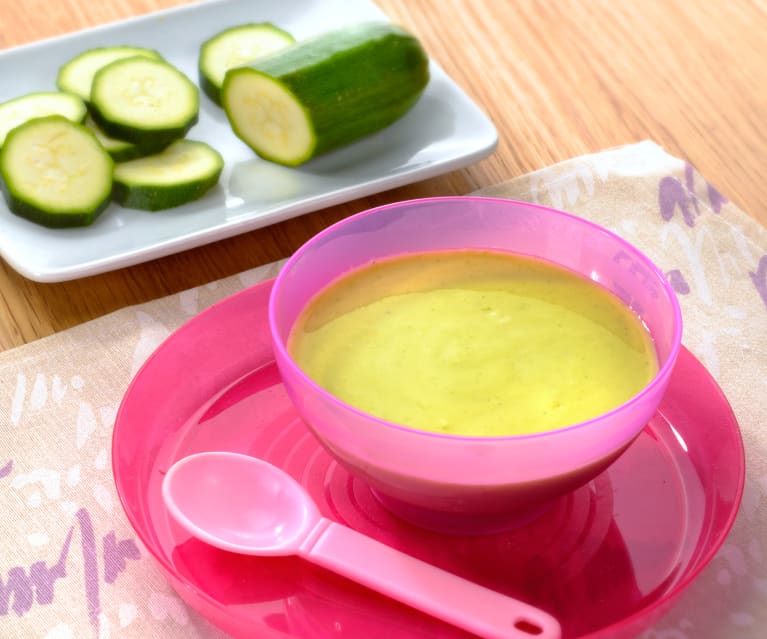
[{"left": 1, "top": 140, "right": 765, "bottom": 639}]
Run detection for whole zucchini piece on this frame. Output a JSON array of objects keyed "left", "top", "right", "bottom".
[{"left": 221, "top": 22, "right": 430, "bottom": 166}]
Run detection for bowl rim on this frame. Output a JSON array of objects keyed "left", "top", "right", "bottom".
[{"left": 268, "top": 195, "right": 684, "bottom": 442}]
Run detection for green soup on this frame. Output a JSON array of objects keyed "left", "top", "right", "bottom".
[{"left": 287, "top": 249, "right": 658, "bottom": 436}]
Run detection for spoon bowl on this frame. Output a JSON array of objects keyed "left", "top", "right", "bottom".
[
  {"left": 163, "top": 450, "right": 318, "bottom": 555},
  {"left": 162, "top": 451, "right": 561, "bottom": 639}
]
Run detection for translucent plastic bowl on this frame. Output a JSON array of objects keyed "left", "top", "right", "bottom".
[{"left": 268, "top": 196, "right": 683, "bottom": 533}]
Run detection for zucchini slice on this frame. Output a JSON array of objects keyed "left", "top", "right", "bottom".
[
  {"left": 0, "top": 92, "right": 87, "bottom": 147},
  {"left": 56, "top": 46, "right": 163, "bottom": 104},
  {"left": 112, "top": 139, "right": 223, "bottom": 211},
  {"left": 199, "top": 22, "right": 295, "bottom": 107},
  {"left": 221, "top": 22, "right": 430, "bottom": 166},
  {"left": 85, "top": 115, "right": 147, "bottom": 162},
  {"left": 0, "top": 116, "right": 113, "bottom": 228},
  {"left": 90, "top": 57, "right": 199, "bottom": 149}
]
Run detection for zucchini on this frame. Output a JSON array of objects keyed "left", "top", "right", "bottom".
[
  {"left": 221, "top": 22, "right": 430, "bottom": 166},
  {"left": 199, "top": 23, "right": 295, "bottom": 107},
  {"left": 56, "top": 46, "right": 163, "bottom": 104},
  {"left": 112, "top": 139, "right": 223, "bottom": 211},
  {"left": 0, "top": 116, "right": 113, "bottom": 228},
  {"left": 0, "top": 92, "right": 87, "bottom": 147},
  {"left": 84, "top": 115, "right": 149, "bottom": 162},
  {"left": 90, "top": 57, "right": 199, "bottom": 149}
]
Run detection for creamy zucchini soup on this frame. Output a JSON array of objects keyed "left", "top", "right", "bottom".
[{"left": 287, "top": 250, "right": 658, "bottom": 437}]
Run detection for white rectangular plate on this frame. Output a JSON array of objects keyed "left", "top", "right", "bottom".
[{"left": 0, "top": 0, "right": 497, "bottom": 282}]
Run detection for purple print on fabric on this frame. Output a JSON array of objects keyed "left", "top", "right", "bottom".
[
  {"left": 0, "top": 507, "right": 140, "bottom": 633},
  {"left": 77, "top": 508, "right": 100, "bottom": 628},
  {"left": 103, "top": 531, "right": 141, "bottom": 584},
  {"left": 666, "top": 270, "right": 691, "bottom": 295},
  {"left": 658, "top": 164, "right": 727, "bottom": 226},
  {"left": 707, "top": 182, "right": 727, "bottom": 213},
  {"left": 0, "top": 529, "right": 71, "bottom": 616},
  {"left": 0, "top": 461, "right": 12, "bottom": 479},
  {"left": 749, "top": 255, "right": 767, "bottom": 311}
]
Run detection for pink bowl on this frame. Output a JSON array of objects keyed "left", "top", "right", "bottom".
[{"left": 269, "top": 196, "right": 683, "bottom": 533}]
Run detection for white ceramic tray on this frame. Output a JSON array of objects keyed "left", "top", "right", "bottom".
[{"left": 0, "top": 0, "right": 497, "bottom": 282}]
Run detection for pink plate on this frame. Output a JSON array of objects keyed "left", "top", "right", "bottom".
[{"left": 113, "top": 279, "right": 745, "bottom": 639}]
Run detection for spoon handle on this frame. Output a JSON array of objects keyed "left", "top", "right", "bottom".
[{"left": 299, "top": 517, "right": 561, "bottom": 639}]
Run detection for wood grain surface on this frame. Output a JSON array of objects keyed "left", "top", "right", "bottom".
[{"left": 0, "top": 0, "right": 765, "bottom": 351}]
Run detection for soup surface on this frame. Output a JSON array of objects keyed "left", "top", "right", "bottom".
[{"left": 287, "top": 250, "right": 658, "bottom": 436}]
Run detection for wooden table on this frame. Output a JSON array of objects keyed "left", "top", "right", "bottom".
[{"left": 1, "top": 0, "right": 764, "bottom": 351}]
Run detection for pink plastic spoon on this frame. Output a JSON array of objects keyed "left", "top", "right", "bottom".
[{"left": 162, "top": 451, "right": 561, "bottom": 639}]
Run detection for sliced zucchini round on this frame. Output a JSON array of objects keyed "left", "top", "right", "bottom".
[
  {"left": 112, "top": 139, "right": 223, "bottom": 211},
  {"left": 0, "top": 92, "right": 87, "bottom": 147},
  {"left": 222, "top": 22, "right": 430, "bottom": 166},
  {"left": 90, "top": 57, "right": 199, "bottom": 149},
  {"left": 198, "top": 22, "right": 295, "bottom": 107},
  {"left": 84, "top": 115, "right": 148, "bottom": 162},
  {"left": 0, "top": 116, "right": 113, "bottom": 228},
  {"left": 56, "top": 46, "right": 163, "bottom": 103}
]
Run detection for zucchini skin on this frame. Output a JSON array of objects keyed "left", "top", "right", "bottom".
[
  {"left": 90, "top": 106, "right": 198, "bottom": 152},
  {"left": 102, "top": 141, "right": 151, "bottom": 163},
  {"left": 223, "top": 22, "right": 430, "bottom": 164},
  {"left": 111, "top": 175, "right": 220, "bottom": 211},
  {"left": 111, "top": 140, "right": 224, "bottom": 211},
  {"left": 0, "top": 181, "right": 110, "bottom": 228},
  {"left": 85, "top": 116, "right": 159, "bottom": 162}
]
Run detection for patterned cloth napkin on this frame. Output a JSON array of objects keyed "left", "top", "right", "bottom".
[{"left": 1, "top": 141, "right": 765, "bottom": 639}]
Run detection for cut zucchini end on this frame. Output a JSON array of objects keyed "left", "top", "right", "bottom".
[
  {"left": 198, "top": 23, "right": 295, "bottom": 107},
  {"left": 112, "top": 139, "right": 224, "bottom": 211},
  {"left": 0, "top": 116, "right": 113, "bottom": 228},
  {"left": 222, "top": 69, "right": 316, "bottom": 166}
]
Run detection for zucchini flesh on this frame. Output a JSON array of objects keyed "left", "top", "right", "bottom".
[
  {"left": 199, "top": 23, "right": 295, "bottom": 107},
  {"left": 90, "top": 57, "right": 199, "bottom": 149},
  {"left": 112, "top": 139, "right": 223, "bottom": 211},
  {"left": 0, "top": 92, "right": 87, "bottom": 147},
  {"left": 222, "top": 22, "right": 430, "bottom": 166},
  {"left": 56, "top": 46, "right": 163, "bottom": 103},
  {"left": 0, "top": 116, "right": 113, "bottom": 228},
  {"left": 224, "top": 74, "right": 314, "bottom": 164}
]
